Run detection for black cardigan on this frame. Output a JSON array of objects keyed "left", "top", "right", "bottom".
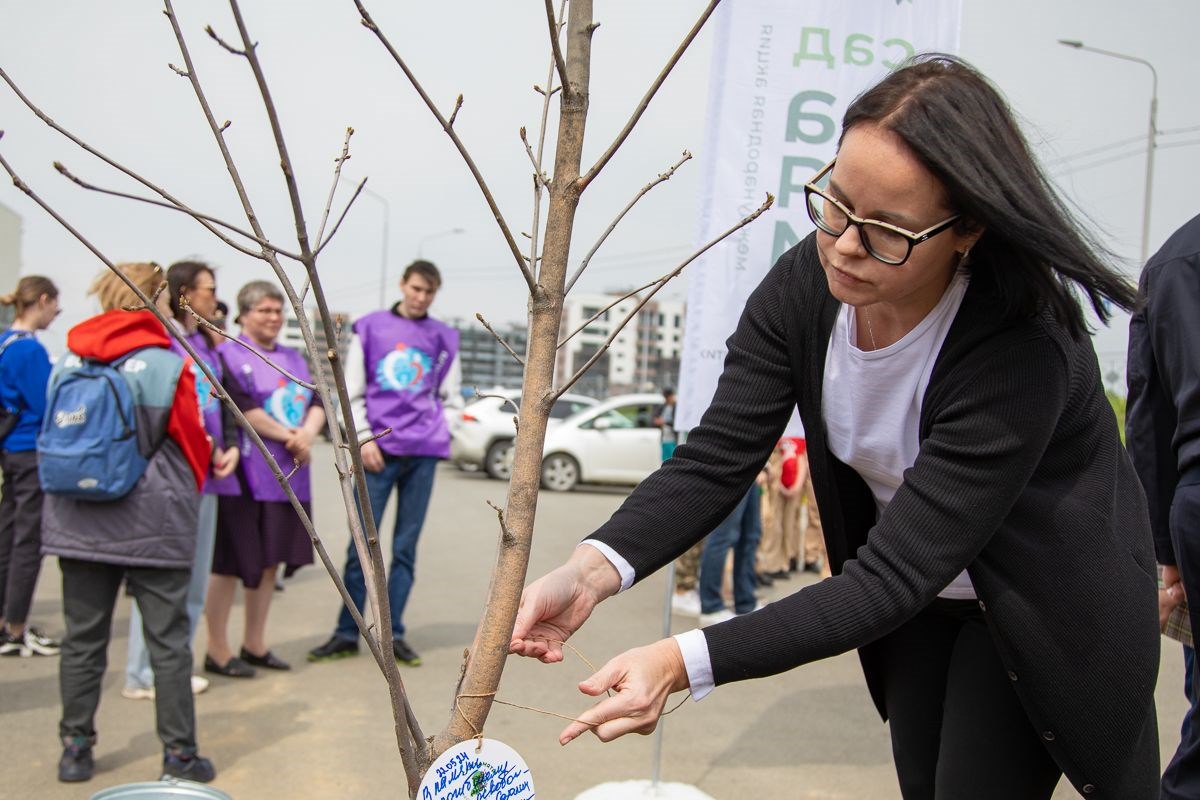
[{"left": 590, "top": 236, "right": 1159, "bottom": 798}]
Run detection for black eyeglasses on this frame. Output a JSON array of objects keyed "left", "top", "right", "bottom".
[{"left": 803, "top": 160, "right": 961, "bottom": 266}]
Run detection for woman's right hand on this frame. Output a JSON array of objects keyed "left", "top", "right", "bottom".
[{"left": 510, "top": 545, "right": 623, "bottom": 663}]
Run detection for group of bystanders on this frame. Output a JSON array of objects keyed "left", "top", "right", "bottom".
[{"left": 0, "top": 257, "right": 460, "bottom": 785}]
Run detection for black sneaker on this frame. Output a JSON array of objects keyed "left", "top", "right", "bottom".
[
  {"left": 307, "top": 635, "right": 359, "bottom": 662},
  {"left": 162, "top": 748, "right": 216, "bottom": 783},
  {"left": 392, "top": 639, "right": 421, "bottom": 666},
  {"left": 58, "top": 736, "right": 95, "bottom": 783},
  {"left": 0, "top": 629, "right": 23, "bottom": 657}
]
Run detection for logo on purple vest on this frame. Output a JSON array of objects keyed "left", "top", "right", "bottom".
[
  {"left": 191, "top": 362, "right": 217, "bottom": 412},
  {"left": 265, "top": 379, "right": 313, "bottom": 427},
  {"left": 375, "top": 343, "right": 433, "bottom": 393}
]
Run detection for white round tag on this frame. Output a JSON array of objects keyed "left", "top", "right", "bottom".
[{"left": 417, "top": 738, "right": 535, "bottom": 800}]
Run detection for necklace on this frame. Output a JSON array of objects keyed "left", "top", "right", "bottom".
[{"left": 863, "top": 308, "right": 878, "bottom": 350}]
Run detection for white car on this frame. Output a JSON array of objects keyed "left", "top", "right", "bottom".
[
  {"left": 540, "top": 393, "right": 666, "bottom": 492},
  {"left": 449, "top": 390, "right": 598, "bottom": 480}
]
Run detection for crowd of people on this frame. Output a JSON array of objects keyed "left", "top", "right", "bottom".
[
  {"left": 0, "top": 258, "right": 460, "bottom": 785},
  {"left": 3, "top": 52, "right": 1200, "bottom": 800}
]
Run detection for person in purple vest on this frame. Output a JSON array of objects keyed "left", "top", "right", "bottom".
[
  {"left": 122, "top": 261, "right": 240, "bottom": 700},
  {"left": 205, "top": 281, "right": 324, "bottom": 678},
  {"left": 308, "top": 259, "right": 460, "bottom": 666}
]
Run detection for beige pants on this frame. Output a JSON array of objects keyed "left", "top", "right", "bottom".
[
  {"left": 760, "top": 489, "right": 798, "bottom": 574},
  {"left": 673, "top": 540, "right": 704, "bottom": 591},
  {"left": 799, "top": 475, "right": 830, "bottom": 577}
]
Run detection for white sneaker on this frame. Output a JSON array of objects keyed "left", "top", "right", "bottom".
[
  {"left": 670, "top": 590, "right": 701, "bottom": 617},
  {"left": 24, "top": 626, "right": 62, "bottom": 655},
  {"left": 698, "top": 608, "right": 737, "bottom": 627},
  {"left": 122, "top": 685, "right": 155, "bottom": 701},
  {"left": 123, "top": 675, "right": 209, "bottom": 700}
]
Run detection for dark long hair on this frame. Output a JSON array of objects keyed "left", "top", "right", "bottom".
[
  {"left": 166, "top": 260, "right": 214, "bottom": 323},
  {"left": 841, "top": 54, "right": 1134, "bottom": 339}
]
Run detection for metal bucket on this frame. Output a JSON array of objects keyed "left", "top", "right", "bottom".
[{"left": 89, "top": 778, "right": 233, "bottom": 800}]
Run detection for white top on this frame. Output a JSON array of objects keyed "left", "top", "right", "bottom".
[
  {"left": 582, "top": 271, "right": 974, "bottom": 703},
  {"left": 823, "top": 270, "right": 974, "bottom": 601}
]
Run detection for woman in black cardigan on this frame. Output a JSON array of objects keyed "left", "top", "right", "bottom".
[{"left": 511, "top": 56, "right": 1158, "bottom": 799}]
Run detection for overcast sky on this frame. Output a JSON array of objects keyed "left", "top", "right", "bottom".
[{"left": 2, "top": 1, "right": 1197, "bottom": 378}]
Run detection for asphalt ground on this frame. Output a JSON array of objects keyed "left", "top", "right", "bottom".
[{"left": 0, "top": 442, "right": 1188, "bottom": 799}]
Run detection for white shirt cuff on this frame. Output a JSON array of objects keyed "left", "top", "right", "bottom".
[
  {"left": 673, "top": 629, "right": 715, "bottom": 701},
  {"left": 579, "top": 540, "right": 635, "bottom": 592}
]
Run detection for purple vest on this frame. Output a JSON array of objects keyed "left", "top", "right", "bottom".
[
  {"left": 168, "top": 328, "right": 240, "bottom": 497},
  {"left": 223, "top": 335, "right": 315, "bottom": 503},
  {"left": 355, "top": 310, "right": 458, "bottom": 458}
]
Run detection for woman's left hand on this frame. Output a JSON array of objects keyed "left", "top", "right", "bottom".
[{"left": 559, "top": 638, "right": 690, "bottom": 746}]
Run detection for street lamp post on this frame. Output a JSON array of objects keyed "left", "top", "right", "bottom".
[
  {"left": 1058, "top": 39, "right": 1159, "bottom": 264},
  {"left": 416, "top": 227, "right": 466, "bottom": 258},
  {"left": 354, "top": 184, "right": 391, "bottom": 308}
]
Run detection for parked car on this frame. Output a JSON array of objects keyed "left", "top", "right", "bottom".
[
  {"left": 540, "top": 393, "right": 666, "bottom": 492},
  {"left": 449, "top": 390, "right": 598, "bottom": 479}
]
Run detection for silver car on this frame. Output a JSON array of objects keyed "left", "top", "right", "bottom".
[{"left": 449, "top": 391, "right": 599, "bottom": 480}]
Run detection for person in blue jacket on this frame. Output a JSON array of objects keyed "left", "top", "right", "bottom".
[{"left": 0, "top": 275, "right": 61, "bottom": 658}]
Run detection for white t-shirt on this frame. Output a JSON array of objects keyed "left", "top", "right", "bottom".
[{"left": 823, "top": 270, "right": 975, "bottom": 600}]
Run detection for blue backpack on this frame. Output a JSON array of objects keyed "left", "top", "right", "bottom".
[{"left": 38, "top": 350, "right": 150, "bottom": 501}]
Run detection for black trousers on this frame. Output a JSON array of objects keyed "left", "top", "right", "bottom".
[
  {"left": 876, "top": 598, "right": 1061, "bottom": 800},
  {"left": 1163, "top": 480, "right": 1200, "bottom": 799},
  {"left": 58, "top": 558, "right": 196, "bottom": 751},
  {"left": 0, "top": 450, "right": 46, "bottom": 625}
]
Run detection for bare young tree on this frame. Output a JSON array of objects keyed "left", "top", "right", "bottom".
[{"left": 0, "top": 1, "right": 768, "bottom": 794}]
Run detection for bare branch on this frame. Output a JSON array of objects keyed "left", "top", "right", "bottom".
[
  {"left": 353, "top": 0, "right": 537, "bottom": 295},
  {"left": 51, "top": 161, "right": 301, "bottom": 261},
  {"left": 313, "top": 127, "right": 354, "bottom": 250},
  {"left": 204, "top": 24, "right": 247, "bottom": 56},
  {"left": 543, "top": 0, "right": 570, "bottom": 96},
  {"left": 179, "top": 299, "right": 317, "bottom": 389},
  {"left": 557, "top": 277, "right": 657, "bottom": 350},
  {"left": 168, "top": 62, "right": 189, "bottom": 77},
  {"left": 577, "top": 0, "right": 720, "bottom": 191},
  {"left": 161, "top": 2, "right": 268, "bottom": 245},
  {"left": 554, "top": 192, "right": 774, "bottom": 400},
  {"left": 486, "top": 500, "right": 517, "bottom": 547},
  {"left": 302, "top": 129, "right": 357, "bottom": 301},
  {"left": 313, "top": 177, "right": 365, "bottom": 256},
  {"left": 447, "top": 94, "right": 463, "bottom": 128},
  {"left": 471, "top": 387, "right": 521, "bottom": 416},
  {"left": 475, "top": 313, "right": 524, "bottom": 367},
  {"left": 0, "top": 66, "right": 265, "bottom": 260},
  {"left": 519, "top": 128, "right": 547, "bottom": 187},
  {"left": 358, "top": 426, "right": 393, "bottom": 447},
  {"left": 227, "top": 1, "right": 312, "bottom": 255},
  {"left": 525, "top": 0, "right": 566, "bottom": 283},
  {"left": 565, "top": 150, "right": 692, "bottom": 294},
  {"left": 284, "top": 459, "right": 301, "bottom": 481}
]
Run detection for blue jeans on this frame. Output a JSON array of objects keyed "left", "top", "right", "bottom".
[
  {"left": 125, "top": 493, "right": 217, "bottom": 690},
  {"left": 334, "top": 455, "right": 438, "bottom": 641},
  {"left": 699, "top": 487, "right": 761, "bottom": 615}
]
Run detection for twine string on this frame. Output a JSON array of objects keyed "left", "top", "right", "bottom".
[{"left": 451, "top": 637, "right": 691, "bottom": 740}]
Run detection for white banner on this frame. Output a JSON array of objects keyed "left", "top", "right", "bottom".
[{"left": 676, "top": 0, "right": 963, "bottom": 431}]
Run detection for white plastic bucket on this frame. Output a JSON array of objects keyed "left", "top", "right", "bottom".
[{"left": 89, "top": 778, "right": 233, "bottom": 800}]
